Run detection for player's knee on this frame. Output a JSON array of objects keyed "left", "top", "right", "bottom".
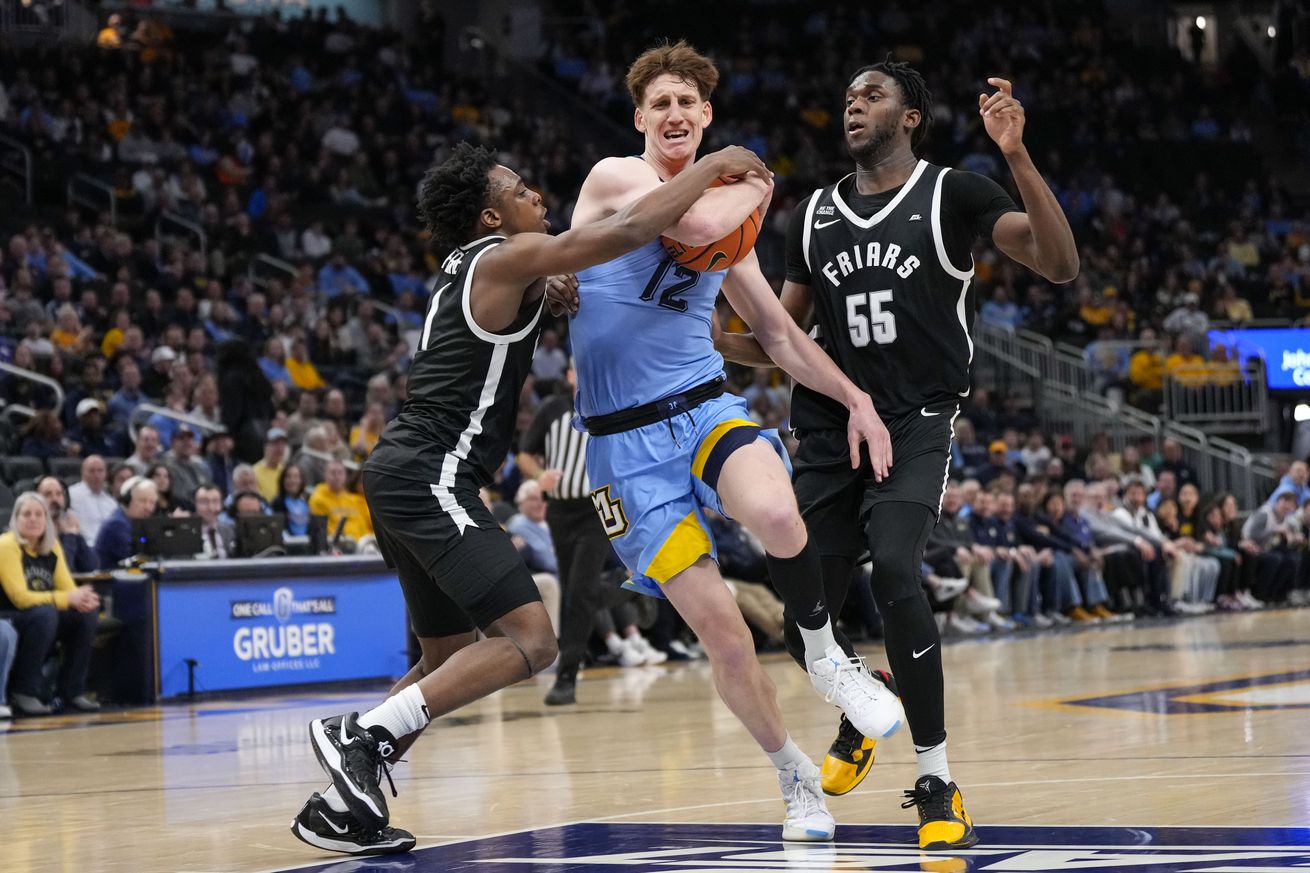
[
  {"left": 752, "top": 503, "right": 806, "bottom": 554},
  {"left": 523, "top": 632, "right": 559, "bottom": 677},
  {"left": 869, "top": 552, "right": 923, "bottom": 606},
  {"left": 700, "top": 623, "right": 756, "bottom": 674}
]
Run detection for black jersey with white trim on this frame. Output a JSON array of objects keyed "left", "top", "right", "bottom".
[
  {"left": 785, "top": 162, "right": 1018, "bottom": 429},
  {"left": 367, "top": 236, "right": 544, "bottom": 488}
]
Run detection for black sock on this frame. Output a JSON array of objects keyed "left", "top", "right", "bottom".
[{"left": 767, "top": 540, "right": 828, "bottom": 630}]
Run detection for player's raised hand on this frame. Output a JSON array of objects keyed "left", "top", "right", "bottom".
[
  {"left": 979, "top": 77, "right": 1026, "bottom": 155},
  {"left": 846, "top": 395, "right": 893, "bottom": 481},
  {"left": 705, "top": 145, "right": 771, "bottom": 181},
  {"left": 546, "top": 273, "right": 579, "bottom": 317}
]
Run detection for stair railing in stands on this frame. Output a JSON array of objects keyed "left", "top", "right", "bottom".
[
  {"left": 0, "top": 361, "right": 65, "bottom": 418},
  {"left": 974, "top": 322, "right": 1275, "bottom": 506}
]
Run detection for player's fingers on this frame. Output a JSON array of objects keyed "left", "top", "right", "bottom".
[
  {"left": 981, "top": 94, "right": 1011, "bottom": 115},
  {"left": 848, "top": 429, "right": 861, "bottom": 470},
  {"left": 987, "top": 77, "right": 1012, "bottom": 94}
]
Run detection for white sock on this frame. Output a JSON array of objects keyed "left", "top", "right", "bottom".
[
  {"left": 915, "top": 740, "right": 951, "bottom": 783},
  {"left": 322, "top": 784, "right": 349, "bottom": 812},
  {"left": 765, "top": 735, "right": 807, "bottom": 772},
  {"left": 798, "top": 619, "right": 839, "bottom": 667},
  {"left": 357, "top": 685, "right": 431, "bottom": 740}
]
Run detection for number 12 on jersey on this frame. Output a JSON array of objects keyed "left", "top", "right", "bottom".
[{"left": 845, "top": 289, "right": 897, "bottom": 347}]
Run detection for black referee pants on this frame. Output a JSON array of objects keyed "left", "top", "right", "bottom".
[{"left": 546, "top": 497, "right": 612, "bottom": 679}]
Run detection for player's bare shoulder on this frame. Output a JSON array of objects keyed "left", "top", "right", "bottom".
[{"left": 574, "top": 156, "right": 661, "bottom": 225}]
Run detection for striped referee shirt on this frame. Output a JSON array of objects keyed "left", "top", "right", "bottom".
[{"left": 521, "top": 394, "right": 590, "bottom": 500}]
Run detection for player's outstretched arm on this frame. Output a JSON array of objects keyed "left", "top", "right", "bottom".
[
  {"left": 721, "top": 249, "right": 892, "bottom": 479},
  {"left": 979, "top": 77, "right": 1079, "bottom": 283},
  {"left": 484, "top": 146, "right": 767, "bottom": 284},
  {"left": 573, "top": 155, "right": 771, "bottom": 245}
]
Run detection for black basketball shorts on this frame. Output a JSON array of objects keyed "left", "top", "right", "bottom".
[
  {"left": 792, "top": 401, "right": 959, "bottom": 559},
  {"left": 362, "top": 469, "right": 542, "bottom": 638}
]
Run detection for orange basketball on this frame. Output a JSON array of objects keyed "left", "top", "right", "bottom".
[{"left": 661, "top": 178, "right": 762, "bottom": 272}]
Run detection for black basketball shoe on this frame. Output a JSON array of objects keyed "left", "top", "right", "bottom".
[
  {"left": 309, "top": 712, "right": 395, "bottom": 830},
  {"left": 901, "top": 774, "right": 978, "bottom": 850},
  {"left": 821, "top": 668, "right": 898, "bottom": 796},
  {"left": 290, "top": 792, "right": 416, "bottom": 856},
  {"left": 544, "top": 673, "right": 577, "bottom": 706}
]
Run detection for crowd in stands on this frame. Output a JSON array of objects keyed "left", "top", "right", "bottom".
[{"left": 0, "top": 2, "right": 1308, "bottom": 716}]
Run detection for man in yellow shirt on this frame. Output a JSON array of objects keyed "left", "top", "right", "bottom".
[
  {"left": 252, "top": 427, "right": 289, "bottom": 502},
  {"left": 308, "top": 459, "right": 373, "bottom": 542},
  {"left": 1129, "top": 328, "right": 1166, "bottom": 389},
  {"left": 286, "top": 338, "right": 326, "bottom": 391},
  {"left": 1165, "top": 334, "right": 1209, "bottom": 388}
]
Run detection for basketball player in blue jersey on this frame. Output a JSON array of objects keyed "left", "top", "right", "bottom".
[
  {"left": 288, "top": 140, "right": 770, "bottom": 857},
  {"left": 562, "top": 41, "right": 906, "bottom": 842},
  {"left": 719, "top": 62, "right": 1077, "bottom": 850}
]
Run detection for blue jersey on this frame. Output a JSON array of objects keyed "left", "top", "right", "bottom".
[{"left": 572, "top": 238, "right": 727, "bottom": 417}]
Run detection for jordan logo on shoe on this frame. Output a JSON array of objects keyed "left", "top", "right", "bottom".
[
  {"left": 912, "top": 644, "right": 936, "bottom": 659},
  {"left": 318, "top": 811, "right": 349, "bottom": 834}
]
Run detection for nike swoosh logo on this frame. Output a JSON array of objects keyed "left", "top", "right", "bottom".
[
  {"left": 318, "top": 810, "right": 349, "bottom": 834},
  {"left": 920, "top": 407, "right": 941, "bottom": 417},
  {"left": 912, "top": 644, "right": 936, "bottom": 659},
  {"left": 813, "top": 218, "right": 841, "bottom": 229}
]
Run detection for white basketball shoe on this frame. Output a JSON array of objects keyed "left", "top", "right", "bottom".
[
  {"left": 808, "top": 644, "right": 904, "bottom": 739},
  {"left": 779, "top": 758, "right": 835, "bottom": 841}
]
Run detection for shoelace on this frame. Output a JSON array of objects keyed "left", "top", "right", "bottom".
[
  {"left": 829, "top": 716, "right": 861, "bottom": 758},
  {"left": 782, "top": 773, "right": 827, "bottom": 820},
  {"left": 377, "top": 758, "right": 399, "bottom": 799},
  {"left": 901, "top": 784, "right": 950, "bottom": 820},
  {"left": 823, "top": 652, "right": 875, "bottom": 705}
]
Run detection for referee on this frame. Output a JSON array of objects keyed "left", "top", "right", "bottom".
[{"left": 517, "top": 360, "right": 606, "bottom": 705}]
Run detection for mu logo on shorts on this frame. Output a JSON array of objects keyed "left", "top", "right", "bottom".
[{"left": 590, "top": 485, "right": 629, "bottom": 538}]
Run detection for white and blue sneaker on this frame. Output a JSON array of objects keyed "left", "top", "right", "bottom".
[
  {"left": 809, "top": 644, "right": 904, "bottom": 739},
  {"left": 779, "top": 759, "right": 835, "bottom": 841}
]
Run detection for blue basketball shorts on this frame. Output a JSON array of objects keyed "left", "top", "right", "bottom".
[{"left": 584, "top": 394, "right": 790, "bottom": 598}]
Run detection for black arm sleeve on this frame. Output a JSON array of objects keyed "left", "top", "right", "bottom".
[
  {"left": 521, "top": 395, "right": 568, "bottom": 457},
  {"left": 940, "top": 170, "right": 1020, "bottom": 274},
  {"left": 784, "top": 193, "right": 815, "bottom": 285}
]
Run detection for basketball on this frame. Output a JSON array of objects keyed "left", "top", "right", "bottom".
[{"left": 661, "top": 180, "right": 762, "bottom": 272}]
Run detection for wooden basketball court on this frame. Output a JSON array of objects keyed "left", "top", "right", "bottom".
[{"left": 4, "top": 610, "right": 1309, "bottom": 872}]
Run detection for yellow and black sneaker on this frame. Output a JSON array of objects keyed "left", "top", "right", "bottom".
[
  {"left": 901, "top": 775, "right": 978, "bottom": 850},
  {"left": 820, "top": 668, "right": 897, "bottom": 796}
]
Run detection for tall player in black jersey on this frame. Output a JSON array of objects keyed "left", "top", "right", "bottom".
[
  {"left": 718, "top": 62, "right": 1077, "bottom": 850},
  {"left": 290, "top": 141, "right": 769, "bottom": 856}
]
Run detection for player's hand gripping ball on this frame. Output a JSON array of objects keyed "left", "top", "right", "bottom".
[{"left": 660, "top": 178, "right": 761, "bottom": 272}]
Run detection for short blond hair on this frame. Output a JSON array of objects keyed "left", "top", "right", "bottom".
[{"left": 625, "top": 40, "right": 719, "bottom": 106}]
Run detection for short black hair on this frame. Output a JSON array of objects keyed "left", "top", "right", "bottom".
[
  {"left": 417, "top": 142, "right": 499, "bottom": 254},
  {"left": 849, "top": 58, "right": 934, "bottom": 152}
]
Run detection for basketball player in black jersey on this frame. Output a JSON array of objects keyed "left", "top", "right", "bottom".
[
  {"left": 290, "top": 141, "right": 769, "bottom": 856},
  {"left": 718, "top": 62, "right": 1077, "bottom": 850}
]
